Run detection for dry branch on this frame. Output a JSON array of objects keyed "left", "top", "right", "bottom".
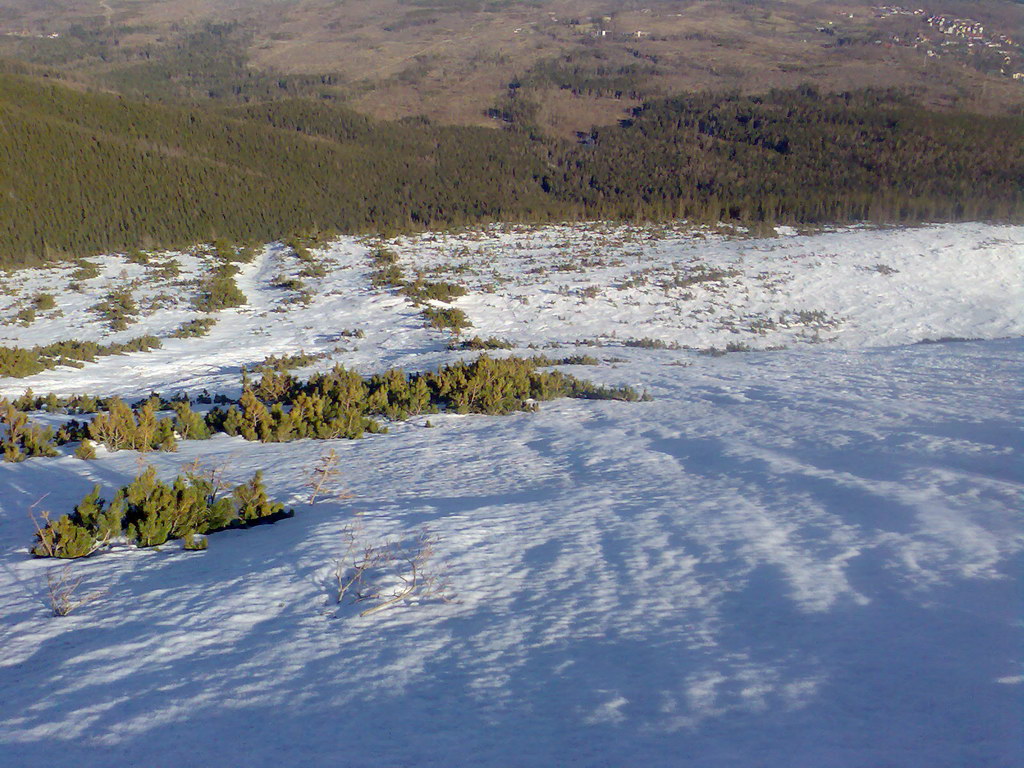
[
  {"left": 46, "top": 565, "right": 105, "bottom": 617},
  {"left": 331, "top": 526, "right": 453, "bottom": 617}
]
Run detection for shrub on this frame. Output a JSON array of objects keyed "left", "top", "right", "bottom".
[
  {"left": 401, "top": 279, "right": 468, "bottom": 304},
  {"left": 15, "top": 306, "right": 36, "bottom": 326},
  {"left": 70, "top": 259, "right": 100, "bottom": 281},
  {"left": 550, "top": 354, "right": 600, "bottom": 366},
  {"left": 422, "top": 306, "right": 471, "bottom": 333},
  {"left": 33, "top": 293, "right": 57, "bottom": 311},
  {"left": 298, "top": 261, "right": 327, "bottom": 279},
  {"left": 257, "top": 351, "right": 324, "bottom": 373},
  {"left": 32, "top": 513, "right": 102, "bottom": 559},
  {"left": 29, "top": 487, "right": 118, "bottom": 558},
  {"left": 699, "top": 342, "right": 754, "bottom": 356},
  {"left": 271, "top": 274, "right": 305, "bottom": 292},
  {"left": 369, "top": 247, "right": 405, "bottom": 288},
  {"left": 233, "top": 470, "right": 287, "bottom": 523},
  {"left": 1, "top": 399, "right": 58, "bottom": 462},
  {"left": 153, "top": 258, "right": 181, "bottom": 280},
  {"left": 12, "top": 389, "right": 102, "bottom": 414},
  {"left": 251, "top": 368, "right": 300, "bottom": 404},
  {"left": 217, "top": 355, "right": 641, "bottom": 439},
  {"left": 182, "top": 533, "right": 208, "bottom": 551},
  {"left": 622, "top": 337, "right": 681, "bottom": 350},
  {"left": 87, "top": 398, "right": 176, "bottom": 452},
  {"left": 92, "top": 286, "right": 139, "bottom": 331},
  {"left": 74, "top": 439, "right": 97, "bottom": 460},
  {"left": 31, "top": 468, "right": 293, "bottom": 558},
  {"left": 170, "top": 317, "right": 218, "bottom": 338},
  {"left": 331, "top": 526, "right": 453, "bottom": 617},
  {"left": 0, "top": 346, "right": 45, "bottom": 378},
  {"left": 171, "top": 401, "right": 211, "bottom": 440},
  {"left": 52, "top": 357, "right": 643, "bottom": 451},
  {"left": 211, "top": 239, "right": 257, "bottom": 264},
  {"left": 46, "top": 565, "right": 106, "bottom": 616},
  {"left": 660, "top": 266, "right": 739, "bottom": 289},
  {"left": 109, "top": 336, "right": 162, "bottom": 354},
  {"left": 453, "top": 336, "right": 514, "bottom": 350},
  {"left": 194, "top": 259, "right": 247, "bottom": 312},
  {"left": 213, "top": 385, "right": 378, "bottom": 441},
  {"left": 370, "top": 263, "right": 405, "bottom": 288}
]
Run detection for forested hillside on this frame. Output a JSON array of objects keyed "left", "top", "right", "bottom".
[
  {"left": 1, "top": 73, "right": 1022, "bottom": 266},
  {"left": 0, "top": 73, "right": 561, "bottom": 266},
  {"left": 550, "top": 88, "right": 1024, "bottom": 224}
]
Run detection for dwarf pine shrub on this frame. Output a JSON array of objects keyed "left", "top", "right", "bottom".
[
  {"left": 121, "top": 468, "right": 201, "bottom": 547},
  {"left": 194, "top": 258, "right": 247, "bottom": 312},
  {"left": 15, "top": 305, "right": 36, "bottom": 326},
  {"left": 152, "top": 258, "right": 181, "bottom": 280},
  {"left": 422, "top": 306, "right": 471, "bottom": 333},
  {"left": 369, "top": 247, "right": 404, "bottom": 288},
  {"left": 110, "top": 336, "right": 162, "bottom": 355},
  {"left": 253, "top": 368, "right": 299, "bottom": 404},
  {"left": 31, "top": 468, "right": 293, "bottom": 558},
  {"left": 1, "top": 399, "right": 58, "bottom": 461},
  {"left": 0, "top": 337, "right": 162, "bottom": 379},
  {"left": 13, "top": 390, "right": 103, "bottom": 415},
  {"left": 182, "top": 532, "right": 208, "bottom": 551},
  {"left": 401, "top": 279, "right": 468, "bottom": 305},
  {"left": 233, "top": 470, "right": 287, "bottom": 523},
  {"left": 70, "top": 259, "right": 100, "bottom": 281},
  {"left": 32, "top": 513, "right": 101, "bottom": 559},
  {"left": 87, "top": 398, "right": 177, "bottom": 452},
  {"left": 34, "top": 292, "right": 56, "bottom": 310},
  {"left": 257, "top": 352, "right": 324, "bottom": 372},
  {"left": 74, "top": 439, "right": 97, "bottom": 460},
  {"left": 366, "top": 368, "right": 434, "bottom": 420},
  {"left": 558, "top": 355, "right": 600, "bottom": 366},
  {"left": 211, "top": 386, "right": 378, "bottom": 442},
  {"left": 271, "top": 274, "right": 305, "bottom": 292},
  {"left": 0, "top": 347, "right": 46, "bottom": 378},
  {"left": 124, "top": 247, "right": 150, "bottom": 265},
  {"left": 299, "top": 261, "right": 327, "bottom": 279},
  {"left": 171, "top": 401, "right": 211, "bottom": 440},
  {"left": 47, "top": 357, "right": 641, "bottom": 453},
  {"left": 92, "top": 287, "right": 138, "bottom": 331},
  {"left": 208, "top": 356, "right": 639, "bottom": 442},
  {"left": 73, "top": 485, "right": 124, "bottom": 543},
  {"left": 622, "top": 337, "right": 681, "bottom": 350},
  {"left": 454, "top": 336, "right": 514, "bottom": 350},
  {"left": 170, "top": 317, "right": 218, "bottom": 338}
]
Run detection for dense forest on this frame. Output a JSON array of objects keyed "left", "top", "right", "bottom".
[
  {"left": 550, "top": 87, "right": 1024, "bottom": 224},
  {"left": 1, "top": 72, "right": 1022, "bottom": 266}
]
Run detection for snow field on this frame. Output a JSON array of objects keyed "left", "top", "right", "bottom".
[{"left": 0, "top": 222, "right": 1021, "bottom": 767}]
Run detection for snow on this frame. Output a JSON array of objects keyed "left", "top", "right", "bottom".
[{"left": 0, "top": 222, "right": 1021, "bottom": 767}]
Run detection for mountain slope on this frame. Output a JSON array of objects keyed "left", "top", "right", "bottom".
[{"left": 0, "top": 222, "right": 1020, "bottom": 768}]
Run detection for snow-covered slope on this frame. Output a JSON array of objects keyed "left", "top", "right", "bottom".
[{"left": 0, "top": 223, "right": 1021, "bottom": 767}]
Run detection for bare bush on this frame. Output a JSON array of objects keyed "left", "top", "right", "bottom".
[
  {"left": 181, "top": 456, "right": 234, "bottom": 498},
  {"left": 46, "top": 565, "right": 106, "bottom": 617},
  {"left": 306, "top": 448, "right": 350, "bottom": 504},
  {"left": 331, "top": 525, "right": 453, "bottom": 617}
]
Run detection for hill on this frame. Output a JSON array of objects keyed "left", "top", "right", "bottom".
[
  {"left": 0, "top": 72, "right": 560, "bottom": 265},
  {"left": 1, "top": 0, "right": 1023, "bottom": 136},
  {"left": 0, "top": 221, "right": 1021, "bottom": 767},
  {"left": 2, "top": 72, "right": 1023, "bottom": 265}
]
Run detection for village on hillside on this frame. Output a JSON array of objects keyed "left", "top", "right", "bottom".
[{"left": 873, "top": 5, "right": 1024, "bottom": 80}]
